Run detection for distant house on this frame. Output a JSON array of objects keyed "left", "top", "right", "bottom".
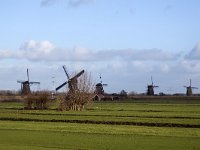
[{"left": 92, "top": 94, "right": 105, "bottom": 101}]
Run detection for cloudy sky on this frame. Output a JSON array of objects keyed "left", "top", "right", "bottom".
[{"left": 0, "top": 0, "right": 200, "bottom": 94}]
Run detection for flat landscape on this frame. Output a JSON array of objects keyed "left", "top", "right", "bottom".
[{"left": 0, "top": 98, "right": 200, "bottom": 150}]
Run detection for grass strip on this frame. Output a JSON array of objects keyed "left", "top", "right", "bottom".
[{"left": 0, "top": 117, "right": 200, "bottom": 128}]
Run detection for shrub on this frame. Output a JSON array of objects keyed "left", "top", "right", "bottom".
[{"left": 24, "top": 91, "right": 51, "bottom": 110}]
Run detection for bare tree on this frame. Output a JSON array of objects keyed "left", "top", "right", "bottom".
[
  {"left": 128, "top": 91, "right": 137, "bottom": 96},
  {"left": 58, "top": 71, "right": 94, "bottom": 111}
]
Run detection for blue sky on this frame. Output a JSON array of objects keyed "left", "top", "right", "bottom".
[{"left": 0, "top": 0, "right": 200, "bottom": 94}]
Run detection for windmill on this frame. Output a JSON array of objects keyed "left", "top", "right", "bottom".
[
  {"left": 56, "top": 65, "right": 84, "bottom": 94},
  {"left": 147, "top": 76, "right": 159, "bottom": 96},
  {"left": 184, "top": 79, "right": 198, "bottom": 96},
  {"left": 94, "top": 74, "right": 108, "bottom": 95},
  {"left": 17, "top": 68, "right": 40, "bottom": 95}
]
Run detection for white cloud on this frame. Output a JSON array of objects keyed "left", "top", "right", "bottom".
[
  {"left": 0, "top": 40, "right": 180, "bottom": 62},
  {"left": 1, "top": 40, "right": 200, "bottom": 94},
  {"left": 20, "top": 40, "right": 55, "bottom": 54},
  {"left": 19, "top": 40, "right": 56, "bottom": 61},
  {"left": 0, "top": 50, "right": 13, "bottom": 58},
  {"left": 107, "top": 60, "right": 127, "bottom": 72},
  {"left": 131, "top": 61, "right": 153, "bottom": 72},
  {"left": 159, "top": 64, "right": 171, "bottom": 73}
]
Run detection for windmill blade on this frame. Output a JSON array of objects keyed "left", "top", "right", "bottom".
[
  {"left": 102, "top": 84, "right": 108, "bottom": 86},
  {"left": 21, "top": 84, "right": 22, "bottom": 92},
  {"left": 70, "top": 70, "right": 84, "bottom": 80},
  {"left": 190, "top": 79, "right": 192, "bottom": 87},
  {"left": 153, "top": 86, "right": 159, "bottom": 88},
  {"left": 29, "top": 81, "right": 40, "bottom": 84},
  {"left": 17, "top": 80, "right": 25, "bottom": 83},
  {"left": 63, "top": 65, "right": 70, "bottom": 79},
  {"left": 56, "top": 81, "right": 68, "bottom": 91},
  {"left": 151, "top": 76, "right": 153, "bottom": 85},
  {"left": 27, "top": 68, "right": 30, "bottom": 82},
  {"left": 99, "top": 73, "right": 102, "bottom": 83},
  {"left": 191, "top": 87, "right": 198, "bottom": 89},
  {"left": 183, "top": 86, "right": 188, "bottom": 88}
]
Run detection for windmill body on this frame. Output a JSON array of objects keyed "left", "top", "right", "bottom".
[
  {"left": 17, "top": 69, "right": 40, "bottom": 95},
  {"left": 147, "top": 76, "right": 159, "bottom": 96},
  {"left": 93, "top": 74, "right": 109, "bottom": 101},
  {"left": 147, "top": 85, "right": 155, "bottom": 96},
  {"left": 184, "top": 79, "right": 198, "bottom": 96},
  {"left": 186, "top": 87, "right": 193, "bottom": 96},
  {"left": 95, "top": 83, "right": 108, "bottom": 95},
  {"left": 94, "top": 74, "right": 108, "bottom": 95},
  {"left": 21, "top": 81, "right": 31, "bottom": 95}
]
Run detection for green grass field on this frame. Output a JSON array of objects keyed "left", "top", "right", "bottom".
[{"left": 0, "top": 99, "right": 200, "bottom": 149}]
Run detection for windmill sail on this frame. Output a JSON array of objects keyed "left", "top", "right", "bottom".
[
  {"left": 17, "top": 68, "right": 40, "bottom": 95},
  {"left": 63, "top": 65, "right": 70, "bottom": 79},
  {"left": 147, "top": 76, "right": 159, "bottom": 96},
  {"left": 27, "top": 68, "right": 29, "bottom": 82},
  {"left": 56, "top": 66, "right": 84, "bottom": 92},
  {"left": 184, "top": 79, "right": 198, "bottom": 96},
  {"left": 56, "top": 81, "right": 68, "bottom": 91},
  {"left": 71, "top": 70, "right": 84, "bottom": 80}
]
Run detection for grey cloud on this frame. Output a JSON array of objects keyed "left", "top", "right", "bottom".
[
  {"left": 41, "top": 0, "right": 94, "bottom": 7},
  {"left": 68, "top": 0, "right": 94, "bottom": 7},
  {"left": 185, "top": 42, "right": 200, "bottom": 60},
  {"left": 164, "top": 4, "right": 173, "bottom": 12},
  {"left": 41, "top": 0, "right": 60, "bottom": 6},
  {"left": 180, "top": 60, "right": 200, "bottom": 73},
  {"left": 95, "top": 49, "right": 179, "bottom": 61}
]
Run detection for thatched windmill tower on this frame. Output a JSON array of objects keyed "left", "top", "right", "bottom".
[
  {"left": 17, "top": 68, "right": 40, "bottom": 95},
  {"left": 147, "top": 76, "right": 159, "bottom": 96},
  {"left": 184, "top": 79, "right": 198, "bottom": 96}
]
